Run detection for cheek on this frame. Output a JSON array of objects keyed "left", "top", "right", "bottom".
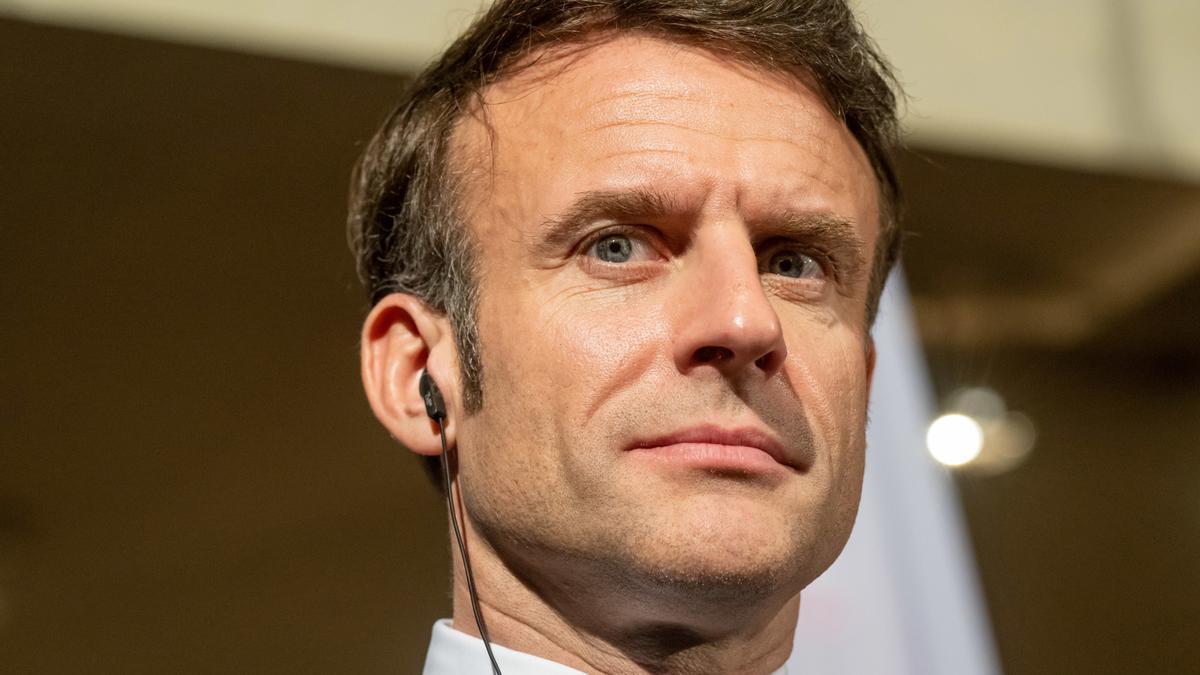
[
  {"left": 471, "top": 285, "right": 668, "bottom": 510},
  {"left": 539, "top": 289, "right": 667, "bottom": 422},
  {"left": 784, "top": 325, "right": 870, "bottom": 452},
  {"left": 477, "top": 282, "right": 666, "bottom": 436}
]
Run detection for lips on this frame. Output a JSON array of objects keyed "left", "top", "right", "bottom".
[{"left": 626, "top": 424, "right": 806, "bottom": 473}]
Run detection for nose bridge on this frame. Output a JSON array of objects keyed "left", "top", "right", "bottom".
[{"left": 672, "top": 221, "right": 787, "bottom": 377}]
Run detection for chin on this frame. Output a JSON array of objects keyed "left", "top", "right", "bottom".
[
  {"left": 603, "top": 545, "right": 804, "bottom": 628},
  {"left": 612, "top": 498, "right": 827, "bottom": 608}
]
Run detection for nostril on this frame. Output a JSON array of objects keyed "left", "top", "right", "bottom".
[
  {"left": 754, "top": 351, "right": 779, "bottom": 371},
  {"left": 694, "top": 345, "right": 734, "bottom": 363}
]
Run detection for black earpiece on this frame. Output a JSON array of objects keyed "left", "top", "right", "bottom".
[
  {"left": 419, "top": 369, "right": 447, "bottom": 422},
  {"left": 419, "top": 367, "right": 503, "bottom": 674}
]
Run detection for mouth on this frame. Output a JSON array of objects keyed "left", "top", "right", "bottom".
[{"left": 625, "top": 424, "right": 805, "bottom": 475}]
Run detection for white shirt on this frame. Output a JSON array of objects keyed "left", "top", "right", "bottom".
[{"left": 421, "top": 619, "right": 791, "bottom": 674}]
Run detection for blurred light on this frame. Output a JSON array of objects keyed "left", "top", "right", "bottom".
[
  {"left": 951, "top": 387, "right": 1006, "bottom": 421},
  {"left": 934, "top": 387, "right": 1037, "bottom": 474},
  {"left": 927, "top": 413, "right": 984, "bottom": 467},
  {"left": 981, "top": 411, "right": 1036, "bottom": 473}
]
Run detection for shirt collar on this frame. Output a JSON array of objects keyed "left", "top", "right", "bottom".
[
  {"left": 421, "top": 619, "right": 792, "bottom": 674},
  {"left": 422, "top": 619, "right": 585, "bottom": 675}
]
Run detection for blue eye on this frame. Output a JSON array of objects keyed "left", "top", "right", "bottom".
[
  {"left": 593, "top": 234, "right": 634, "bottom": 263},
  {"left": 767, "top": 250, "right": 823, "bottom": 279}
]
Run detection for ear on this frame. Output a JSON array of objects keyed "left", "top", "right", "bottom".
[{"left": 360, "top": 293, "right": 459, "bottom": 456}]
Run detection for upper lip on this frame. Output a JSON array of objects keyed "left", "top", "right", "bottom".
[{"left": 628, "top": 424, "right": 803, "bottom": 470}]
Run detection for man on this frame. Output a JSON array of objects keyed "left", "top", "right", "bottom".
[{"left": 349, "top": 1, "right": 902, "bottom": 672}]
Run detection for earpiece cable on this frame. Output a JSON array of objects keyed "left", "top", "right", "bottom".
[{"left": 438, "top": 422, "right": 504, "bottom": 675}]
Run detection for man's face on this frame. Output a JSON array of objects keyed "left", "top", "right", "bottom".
[{"left": 452, "top": 36, "right": 880, "bottom": 615}]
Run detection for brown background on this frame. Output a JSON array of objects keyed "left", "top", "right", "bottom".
[{"left": 2, "top": 18, "right": 1197, "bottom": 674}]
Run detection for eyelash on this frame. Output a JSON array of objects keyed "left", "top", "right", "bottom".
[
  {"left": 578, "top": 225, "right": 662, "bottom": 259},
  {"left": 756, "top": 240, "right": 837, "bottom": 280}
]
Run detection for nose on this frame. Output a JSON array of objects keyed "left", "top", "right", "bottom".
[{"left": 671, "top": 229, "right": 787, "bottom": 379}]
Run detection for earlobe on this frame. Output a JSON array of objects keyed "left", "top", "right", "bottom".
[{"left": 360, "top": 293, "right": 457, "bottom": 457}]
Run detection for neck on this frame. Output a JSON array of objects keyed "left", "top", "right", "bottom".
[{"left": 447, "top": 519, "right": 800, "bottom": 675}]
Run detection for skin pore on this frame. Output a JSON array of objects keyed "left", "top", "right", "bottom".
[{"left": 365, "top": 34, "right": 881, "bottom": 674}]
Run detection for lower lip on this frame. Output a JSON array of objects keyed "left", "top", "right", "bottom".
[{"left": 627, "top": 442, "right": 791, "bottom": 474}]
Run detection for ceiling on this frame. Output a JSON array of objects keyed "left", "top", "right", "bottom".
[{"left": 897, "top": 150, "right": 1200, "bottom": 352}]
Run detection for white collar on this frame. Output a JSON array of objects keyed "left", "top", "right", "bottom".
[
  {"left": 422, "top": 619, "right": 585, "bottom": 674},
  {"left": 421, "top": 619, "right": 792, "bottom": 674}
]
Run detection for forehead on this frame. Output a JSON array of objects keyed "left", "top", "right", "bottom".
[{"left": 452, "top": 34, "right": 878, "bottom": 242}]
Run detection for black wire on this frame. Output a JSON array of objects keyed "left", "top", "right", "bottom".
[{"left": 438, "top": 423, "right": 504, "bottom": 675}]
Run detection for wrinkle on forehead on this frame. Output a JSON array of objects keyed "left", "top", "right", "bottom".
[{"left": 449, "top": 33, "right": 878, "bottom": 241}]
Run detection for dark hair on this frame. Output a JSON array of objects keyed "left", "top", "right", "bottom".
[{"left": 348, "top": 0, "right": 903, "bottom": 480}]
